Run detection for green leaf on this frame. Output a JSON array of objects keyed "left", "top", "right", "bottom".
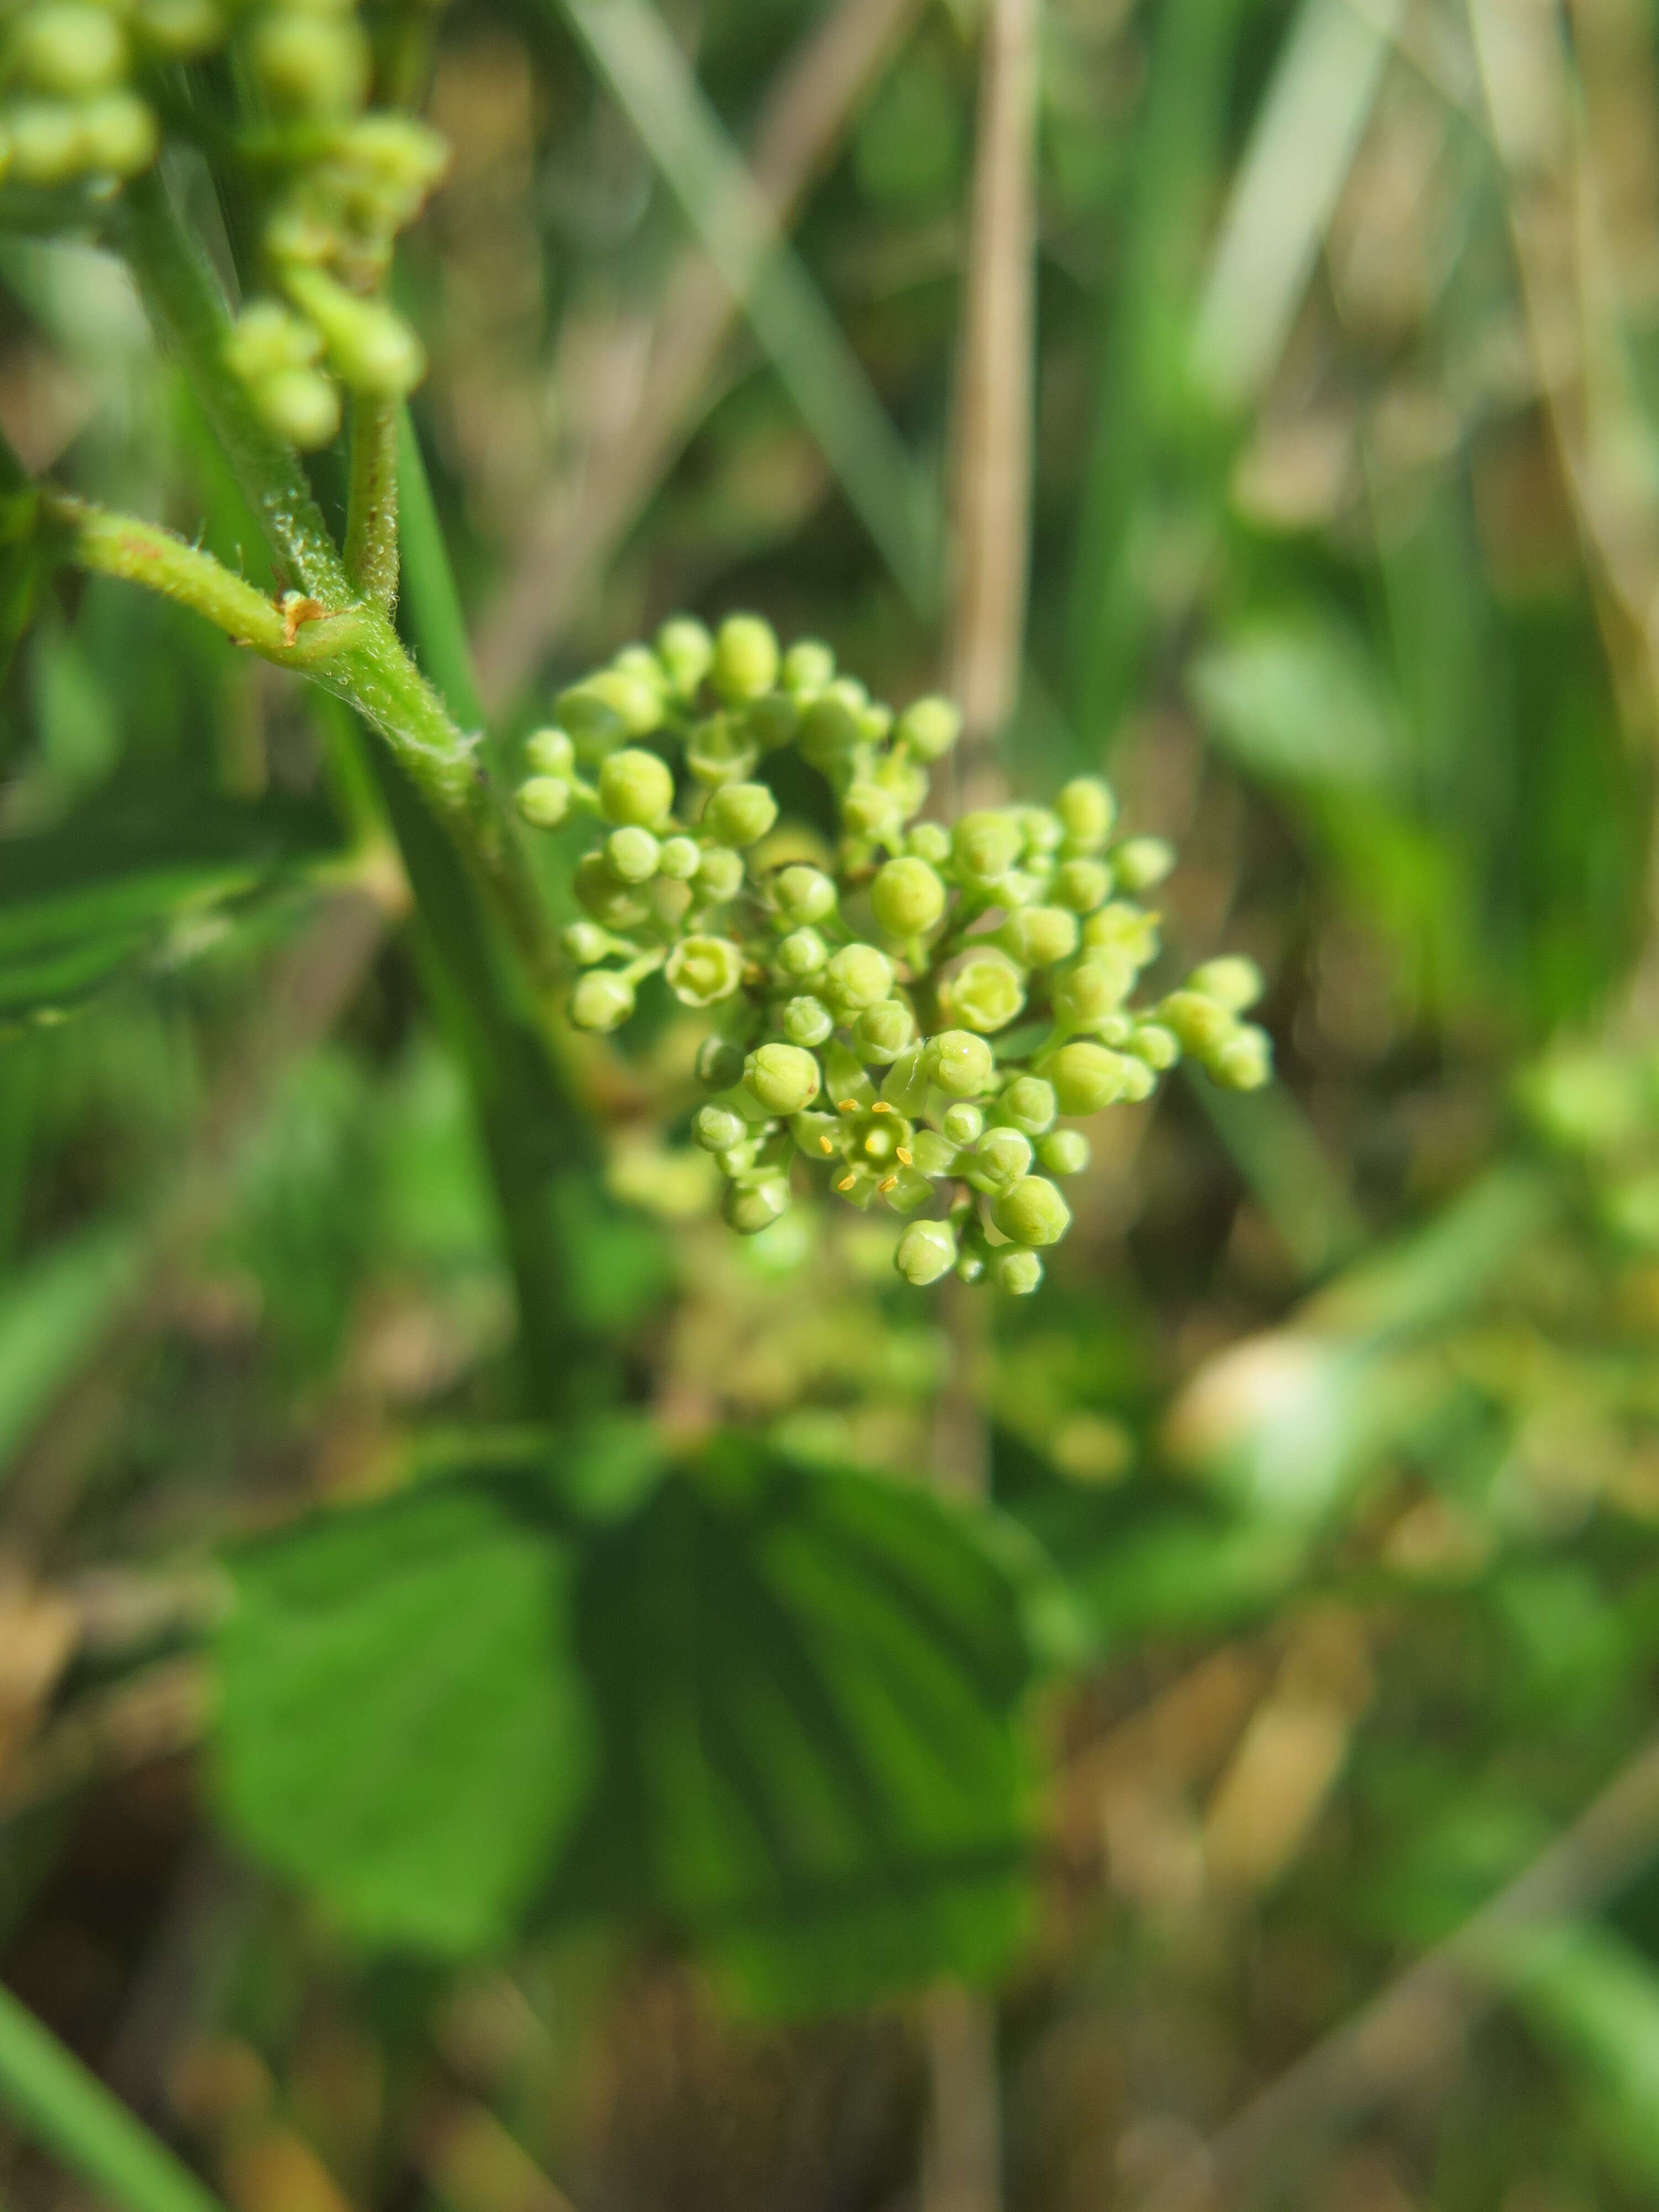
[
  {"left": 1480, "top": 1919, "right": 1659, "bottom": 2191},
  {"left": 558, "top": 1438, "right": 1037, "bottom": 2013},
  {"left": 0, "top": 1223, "right": 143, "bottom": 1480},
  {"left": 215, "top": 1475, "right": 593, "bottom": 1957},
  {"left": 0, "top": 787, "right": 341, "bottom": 1022}
]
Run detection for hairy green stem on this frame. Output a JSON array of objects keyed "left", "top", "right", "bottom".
[
  {"left": 345, "top": 393, "right": 400, "bottom": 612},
  {"left": 106, "top": 169, "right": 563, "bottom": 995},
  {"left": 0, "top": 1981, "right": 231, "bottom": 2212}
]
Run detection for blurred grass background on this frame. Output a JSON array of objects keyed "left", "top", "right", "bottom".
[{"left": 14, "top": 0, "right": 1659, "bottom": 2208}]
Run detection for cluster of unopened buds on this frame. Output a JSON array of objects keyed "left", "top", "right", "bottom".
[
  {"left": 517, "top": 616, "right": 1273, "bottom": 1293},
  {"left": 0, "top": 0, "right": 446, "bottom": 448}
]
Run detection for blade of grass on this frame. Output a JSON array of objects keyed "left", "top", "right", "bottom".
[
  {"left": 0, "top": 1980, "right": 230, "bottom": 2212},
  {"left": 1067, "top": 0, "right": 1261, "bottom": 751},
  {"left": 943, "top": 0, "right": 1039, "bottom": 797},
  {"left": 552, "top": 0, "right": 940, "bottom": 615},
  {"left": 1192, "top": 0, "right": 1404, "bottom": 410},
  {"left": 476, "top": 0, "right": 924, "bottom": 703}
]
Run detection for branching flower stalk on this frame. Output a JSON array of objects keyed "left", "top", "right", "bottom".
[{"left": 518, "top": 615, "right": 1273, "bottom": 1292}]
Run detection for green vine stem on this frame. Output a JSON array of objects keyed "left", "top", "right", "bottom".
[
  {"left": 97, "top": 168, "right": 563, "bottom": 999},
  {"left": 345, "top": 393, "right": 400, "bottom": 613}
]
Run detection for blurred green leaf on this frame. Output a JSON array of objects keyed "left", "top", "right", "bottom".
[
  {"left": 0, "top": 787, "right": 341, "bottom": 1022},
  {"left": 559, "top": 1437, "right": 1037, "bottom": 2012},
  {"left": 0, "top": 1222, "right": 141, "bottom": 1477},
  {"left": 216, "top": 1475, "right": 593, "bottom": 1957},
  {"left": 1191, "top": 613, "right": 1404, "bottom": 794},
  {"left": 1481, "top": 1919, "right": 1659, "bottom": 2191}
]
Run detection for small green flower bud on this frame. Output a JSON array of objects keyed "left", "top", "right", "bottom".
[
  {"left": 1054, "top": 958, "right": 1131, "bottom": 1030},
  {"left": 872, "top": 856, "right": 947, "bottom": 937},
  {"left": 1053, "top": 858, "right": 1112, "bottom": 914},
  {"left": 1113, "top": 835, "right": 1175, "bottom": 892},
  {"left": 598, "top": 747, "right": 675, "bottom": 827},
  {"left": 286, "top": 271, "right": 422, "bottom": 394},
  {"left": 666, "top": 935, "right": 744, "bottom": 1007},
  {"left": 975, "top": 1128, "right": 1035, "bottom": 1189},
  {"left": 906, "top": 822, "right": 952, "bottom": 865},
  {"left": 825, "top": 942, "right": 894, "bottom": 1013},
  {"left": 1002, "top": 905, "right": 1079, "bottom": 967},
  {"left": 524, "top": 727, "right": 576, "bottom": 778},
  {"left": 948, "top": 956, "right": 1026, "bottom": 1035},
  {"left": 859, "top": 703, "right": 895, "bottom": 745},
  {"left": 14, "top": 7, "right": 124, "bottom": 96},
  {"left": 782, "top": 639, "right": 836, "bottom": 696},
  {"left": 877, "top": 758, "right": 929, "bottom": 821},
  {"left": 712, "top": 613, "right": 780, "bottom": 702},
  {"left": 574, "top": 853, "right": 648, "bottom": 927},
  {"left": 613, "top": 644, "right": 670, "bottom": 702},
  {"left": 583, "top": 667, "right": 666, "bottom": 738},
  {"left": 745, "top": 1042, "right": 822, "bottom": 1117},
  {"left": 777, "top": 928, "right": 828, "bottom": 979},
  {"left": 517, "top": 776, "right": 571, "bottom": 828},
  {"left": 1159, "top": 989, "right": 1235, "bottom": 1056},
  {"left": 993, "top": 1175, "right": 1072, "bottom": 1248},
  {"left": 658, "top": 835, "right": 701, "bottom": 881},
  {"left": 1045, "top": 1041, "right": 1139, "bottom": 1115},
  {"left": 910, "top": 1130, "right": 960, "bottom": 1176},
  {"left": 1187, "top": 957, "right": 1264, "bottom": 1013},
  {"left": 928, "top": 1030, "right": 995, "bottom": 1097},
  {"left": 842, "top": 782, "right": 901, "bottom": 841},
  {"left": 693, "top": 1104, "right": 747, "bottom": 1153},
  {"left": 656, "top": 616, "right": 714, "bottom": 698},
  {"left": 745, "top": 694, "right": 799, "bottom": 752},
  {"left": 555, "top": 685, "right": 627, "bottom": 757},
  {"left": 725, "top": 1177, "right": 790, "bottom": 1235},
  {"left": 896, "top": 695, "right": 962, "bottom": 761},
  {"left": 853, "top": 999, "right": 916, "bottom": 1063},
  {"left": 884, "top": 1167, "right": 936, "bottom": 1214},
  {"left": 941, "top": 1102, "right": 985, "bottom": 1148},
  {"left": 1055, "top": 778, "right": 1117, "bottom": 851},
  {"left": 6, "top": 100, "right": 84, "bottom": 182},
  {"left": 563, "top": 920, "right": 611, "bottom": 965},
  {"left": 253, "top": 369, "right": 340, "bottom": 451},
  {"left": 1213, "top": 1025, "right": 1273, "bottom": 1091},
  {"left": 895, "top": 1218, "right": 958, "bottom": 1286},
  {"left": 697, "top": 1036, "right": 747, "bottom": 1089},
  {"left": 250, "top": 11, "right": 368, "bottom": 116},
  {"left": 134, "top": 0, "right": 220, "bottom": 55},
  {"left": 773, "top": 865, "right": 837, "bottom": 924},
  {"left": 999, "top": 1076, "right": 1057, "bottom": 1136},
  {"left": 685, "top": 714, "right": 759, "bottom": 786},
  {"left": 605, "top": 826, "right": 661, "bottom": 883},
  {"left": 695, "top": 847, "right": 745, "bottom": 902},
  {"left": 570, "top": 970, "right": 636, "bottom": 1031},
  {"left": 782, "top": 997, "right": 834, "bottom": 1047},
  {"left": 990, "top": 1247, "right": 1044, "bottom": 1295},
  {"left": 1017, "top": 808, "right": 1064, "bottom": 860},
  {"left": 796, "top": 695, "right": 863, "bottom": 771},
  {"left": 1039, "top": 1129, "right": 1091, "bottom": 1177},
  {"left": 706, "top": 781, "right": 779, "bottom": 847},
  {"left": 952, "top": 810, "right": 1022, "bottom": 884},
  {"left": 1083, "top": 903, "right": 1161, "bottom": 966},
  {"left": 1129, "top": 1022, "right": 1180, "bottom": 1070},
  {"left": 957, "top": 1251, "right": 987, "bottom": 1285}
]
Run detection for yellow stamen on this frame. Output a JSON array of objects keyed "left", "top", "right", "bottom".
[
  {"left": 871, "top": 1100, "right": 893, "bottom": 1114},
  {"left": 878, "top": 1175, "right": 898, "bottom": 1193},
  {"left": 818, "top": 1136, "right": 834, "bottom": 1155},
  {"left": 837, "top": 1173, "right": 857, "bottom": 1192},
  {"left": 897, "top": 1147, "right": 914, "bottom": 1166},
  {"left": 837, "top": 1098, "right": 859, "bottom": 1113}
]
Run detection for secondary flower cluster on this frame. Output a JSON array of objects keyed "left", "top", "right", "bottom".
[
  {"left": 518, "top": 616, "right": 1273, "bottom": 1292},
  {"left": 0, "top": 0, "right": 446, "bottom": 448}
]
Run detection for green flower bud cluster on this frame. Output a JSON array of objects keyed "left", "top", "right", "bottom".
[
  {"left": 517, "top": 615, "right": 1275, "bottom": 1292},
  {"left": 0, "top": 0, "right": 447, "bottom": 450}
]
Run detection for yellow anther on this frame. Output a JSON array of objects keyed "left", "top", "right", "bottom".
[
  {"left": 837, "top": 1173, "right": 857, "bottom": 1192},
  {"left": 837, "top": 1098, "right": 859, "bottom": 1113},
  {"left": 878, "top": 1175, "right": 898, "bottom": 1193},
  {"left": 871, "top": 1100, "right": 894, "bottom": 1114},
  {"left": 896, "top": 1146, "right": 913, "bottom": 1166},
  {"left": 818, "top": 1136, "right": 834, "bottom": 1155}
]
